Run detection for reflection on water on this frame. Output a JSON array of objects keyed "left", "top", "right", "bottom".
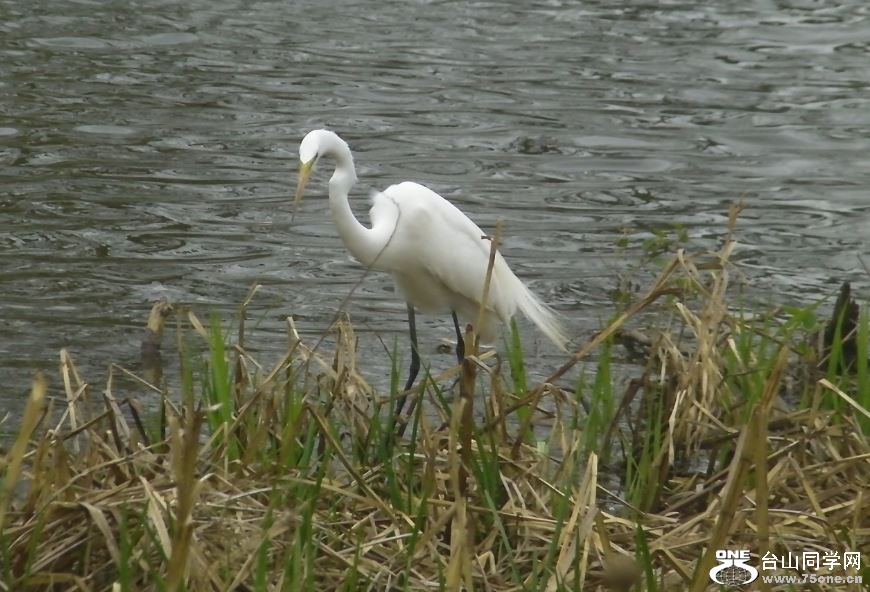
[{"left": 1, "top": 0, "right": 868, "bottom": 409}]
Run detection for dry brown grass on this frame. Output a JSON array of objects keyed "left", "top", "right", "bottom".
[{"left": 1, "top": 208, "right": 868, "bottom": 591}]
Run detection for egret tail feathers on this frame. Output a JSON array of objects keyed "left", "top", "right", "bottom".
[{"left": 515, "top": 285, "right": 568, "bottom": 351}]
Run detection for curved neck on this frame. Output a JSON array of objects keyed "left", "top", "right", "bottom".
[{"left": 321, "top": 135, "right": 382, "bottom": 266}]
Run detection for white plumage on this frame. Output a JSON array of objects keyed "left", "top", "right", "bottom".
[
  {"left": 293, "top": 129, "right": 567, "bottom": 385},
  {"left": 370, "top": 181, "right": 565, "bottom": 346}
]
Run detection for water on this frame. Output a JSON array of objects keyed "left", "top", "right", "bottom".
[{"left": 1, "top": 0, "right": 868, "bottom": 411}]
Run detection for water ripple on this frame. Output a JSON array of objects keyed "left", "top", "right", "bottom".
[{"left": 0, "top": 0, "right": 868, "bottom": 400}]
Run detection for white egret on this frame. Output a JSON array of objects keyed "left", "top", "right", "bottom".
[{"left": 294, "top": 129, "right": 567, "bottom": 413}]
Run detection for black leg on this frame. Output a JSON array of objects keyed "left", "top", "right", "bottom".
[
  {"left": 396, "top": 303, "right": 420, "bottom": 418},
  {"left": 452, "top": 311, "right": 465, "bottom": 362}
]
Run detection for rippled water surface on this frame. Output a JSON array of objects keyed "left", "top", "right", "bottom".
[{"left": 1, "top": 0, "right": 869, "bottom": 408}]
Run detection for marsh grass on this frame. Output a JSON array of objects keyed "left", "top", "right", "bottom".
[{"left": 1, "top": 207, "right": 869, "bottom": 591}]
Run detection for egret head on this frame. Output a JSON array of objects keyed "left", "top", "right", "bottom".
[
  {"left": 291, "top": 129, "right": 356, "bottom": 220},
  {"left": 293, "top": 129, "right": 353, "bottom": 215},
  {"left": 298, "top": 129, "right": 325, "bottom": 165}
]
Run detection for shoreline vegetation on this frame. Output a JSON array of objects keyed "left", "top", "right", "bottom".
[{"left": 1, "top": 206, "right": 869, "bottom": 591}]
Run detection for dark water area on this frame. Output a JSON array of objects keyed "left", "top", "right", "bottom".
[{"left": 1, "top": 0, "right": 868, "bottom": 413}]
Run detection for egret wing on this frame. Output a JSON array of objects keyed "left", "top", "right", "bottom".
[
  {"left": 380, "top": 182, "right": 567, "bottom": 349},
  {"left": 380, "top": 182, "right": 517, "bottom": 322}
]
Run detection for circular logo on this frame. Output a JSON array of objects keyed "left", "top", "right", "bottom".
[{"left": 710, "top": 550, "right": 759, "bottom": 586}]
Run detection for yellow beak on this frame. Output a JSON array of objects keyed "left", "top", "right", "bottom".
[
  {"left": 292, "top": 160, "right": 314, "bottom": 222},
  {"left": 294, "top": 160, "right": 314, "bottom": 208}
]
